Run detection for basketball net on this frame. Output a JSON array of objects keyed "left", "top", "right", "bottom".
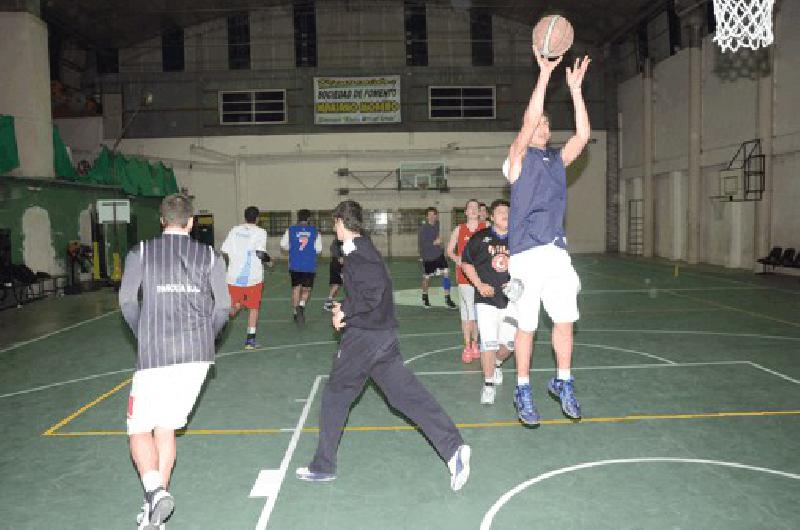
[{"left": 713, "top": 0, "right": 775, "bottom": 52}]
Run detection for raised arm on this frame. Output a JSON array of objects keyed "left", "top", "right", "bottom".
[
  {"left": 561, "top": 55, "right": 591, "bottom": 167},
  {"left": 506, "top": 47, "right": 563, "bottom": 184}
]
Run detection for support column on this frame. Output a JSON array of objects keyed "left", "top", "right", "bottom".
[
  {"left": 753, "top": 48, "right": 774, "bottom": 271},
  {"left": 671, "top": 171, "right": 685, "bottom": 261},
  {"left": 604, "top": 43, "right": 620, "bottom": 253},
  {"left": 642, "top": 59, "right": 655, "bottom": 258},
  {"left": 0, "top": 9, "right": 53, "bottom": 177},
  {"left": 686, "top": 16, "right": 703, "bottom": 265}
]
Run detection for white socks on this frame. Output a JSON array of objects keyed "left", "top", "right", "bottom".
[
  {"left": 517, "top": 376, "right": 530, "bottom": 386},
  {"left": 142, "top": 470, "right": 163, "bottom": 493},
  {"left": 557, "top": 369, "right": 572, "bottom": 381},
  {"left": 247, "top": 327, "right": 256, "bottom": 334},
  {"left": 299, "top": 300, "right": 306, "bottom": 307}
]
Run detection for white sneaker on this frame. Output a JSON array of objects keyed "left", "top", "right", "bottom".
[
  {"left": 448, "top": 444, "right": 471, "bottom": 492},
  {"left": 480, "top": 385, "right": 496, "bottom": 405},
  {"left": 493, "top": 367, "right": 504, "bottom": 386}
]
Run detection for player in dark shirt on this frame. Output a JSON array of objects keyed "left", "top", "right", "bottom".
[
  {"left": 460, "top": 199, "right": 515, "bottom": 405},
  {"left": 296, "top": 200, "right": 471, "bottom": 492}
]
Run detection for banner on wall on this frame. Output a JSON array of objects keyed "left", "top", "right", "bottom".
[{"left": 314, "top": 76, "right": 401, "bottom": 125}]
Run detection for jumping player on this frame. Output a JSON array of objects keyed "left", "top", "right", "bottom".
[{"left": 503, "top": 49, "right": 591, "bottom": 425}]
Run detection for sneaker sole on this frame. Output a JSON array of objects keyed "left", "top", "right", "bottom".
[
  {"left": 296, "top": 474, "right": 336, "bottom": 482},
  {"left": 149, "top": 497, "right": 174, "bottom": 526},
  {"left": 450, "top": 445, "right": 471, "bottom": 491}
]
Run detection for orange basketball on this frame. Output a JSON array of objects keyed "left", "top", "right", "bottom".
[{"left": 532, "top": 15, "right": 574, "bottom": 58}]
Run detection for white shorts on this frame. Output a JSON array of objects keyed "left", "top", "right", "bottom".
[
  {"left": 127, "top": 362, "right": 210, "bottom": 434},
  {"left": 458, "top": 284, "right": 476, "bottom": 321},
  {"left": 476, "top": 302, "right": 517, "bottom": 352},
  {"left": 508, "top": 244, "right": 581, "bottom": 332}
]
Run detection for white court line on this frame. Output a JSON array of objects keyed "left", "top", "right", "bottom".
[
  {"left": 481, "top": 457, "right": 800, "bottom": 528},
  {"left": 402, "top": 341, "right": 675, "bottom": 366},
  {"left": 404, "top": 346, "right": 461, "bottom": 365},
  {"left": 746, "top": 362, "right": 800, "bottom": 385},
  {"left": 0, "top": 367, "right": 134, "bottom": 399},
  {"left": 574, "top": 342, "right": 675, "bottom": 364},
  {"left": 579, "top": 286, "right": 770, "bottom": 294},
  {"left": 479, "top": 457, "right": 800, "bottom": 530},
  {"left": 254, "top": 375, "right": 322, "bottom": 530},
  {"left": 577, "top": 329, "right": 800, "bottom": 342},
  {"left": 0, "top": 309, "right": 120, "bottom": 355},
  {"left": 2, "top": 331, "right": 460, "bottom": 399},
  {"left": 411, "top": 361, "right": 750, "bottom": 377}
]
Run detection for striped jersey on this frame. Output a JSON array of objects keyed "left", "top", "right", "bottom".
[{"left": 119, "top": 231, "right": 231, "bottom": 370}]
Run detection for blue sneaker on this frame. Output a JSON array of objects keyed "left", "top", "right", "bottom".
[
  {"left": 448, "top": 444, "right": 471, "bottom": 491},
  {"left": 513, "top": 384, "right": 540, "bottom": 426},
  {"left": 547, "top": 377, "right": 582, "bottom": 419},
  {"left": 296, "top": 467, "right": 336, "bottom": 482}
]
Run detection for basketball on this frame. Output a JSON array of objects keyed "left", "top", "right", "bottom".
[{"left": 532, "top": 15, "right": 574, "bottom": 58}]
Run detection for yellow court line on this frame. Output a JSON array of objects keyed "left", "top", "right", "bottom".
[
  {"left": 41, "top": 378, "right": 132, "bottom": 436},
  {"left": 44, "top": 409, "right": 800, "bottom": 437}
]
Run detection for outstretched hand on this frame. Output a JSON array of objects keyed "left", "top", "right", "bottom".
[
  {"left": 566, "top": 55, "right": 591, "bottom": 91},
  {"left": 533, "top": 44, "right": 563, "bottom": 76}
]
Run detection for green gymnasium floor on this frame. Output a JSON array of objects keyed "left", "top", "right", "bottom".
[{"left": 1, "top": 255, "right": 798, "bottom": 529}]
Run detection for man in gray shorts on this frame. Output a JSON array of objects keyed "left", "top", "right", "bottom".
[
  {"left": 418, "top": 206, "right": 457, "bottom": 309},
  {"left": 119, "top": 194, "right": 230, "bottom": 529}
]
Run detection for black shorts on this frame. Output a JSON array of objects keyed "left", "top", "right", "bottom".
[
  {"left": 290, "top": 271, "right": 316, "bottom": 288},
  {"left": 422, "top": 254, "right": 449, "bottom": 277},
  {"left": 329, "top": 260, "right": 343, "bottom": 286}
]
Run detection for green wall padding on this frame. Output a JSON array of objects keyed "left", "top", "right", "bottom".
[{"left": 0, "top": 115, "right": 20, "bottom": 175}]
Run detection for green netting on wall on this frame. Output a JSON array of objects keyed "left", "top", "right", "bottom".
[
  {"left": 53, "top": 126, "right": 78, "bottom": 180},
  {"left": 64, "top": 145, "right": 179, "bottom": 197},
  {"left": 0, "top": 115, "right": 20, "bottom": 174}
]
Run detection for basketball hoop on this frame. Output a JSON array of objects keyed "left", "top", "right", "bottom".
[{"left": 713, "top": 0, "right": 775, "bottom": 53}]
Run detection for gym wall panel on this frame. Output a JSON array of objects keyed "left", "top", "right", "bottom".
[
  {"left": 618, "top": 74, "right": 644, "bottom": 173},
  {"left": 118, "top": 130, "right": 607, "bottom": 255},
  {"left": 700, "top": 37, "right": 758, "bottom": 161},
  {"left": 653, "top": 51, "right": 689, "bottom": 167},
  {"left": 250, "top": 7, "right": 295, "bottom": 70}
]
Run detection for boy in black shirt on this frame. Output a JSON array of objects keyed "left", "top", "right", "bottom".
[
  {"left": 296, "top": 200, "right": 471, "bottom": 491},
  {"left": 460, "top": 199, "right": 516, "bottom": 405}
]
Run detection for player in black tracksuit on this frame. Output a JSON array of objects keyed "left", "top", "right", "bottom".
[{"left": 296, "top": 200, "right": 471, "bottom": 492}]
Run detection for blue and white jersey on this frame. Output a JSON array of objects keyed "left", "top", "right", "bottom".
[
  {"left": 283, "top": 224, "right": 321, "bottom": 273},
  {"left": 221, "top": 224, "right": 268, "bottom": 286}
]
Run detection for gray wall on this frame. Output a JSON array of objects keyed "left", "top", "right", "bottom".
[{"left": 96, "top": 1, "right": 606, "bottom": 139}]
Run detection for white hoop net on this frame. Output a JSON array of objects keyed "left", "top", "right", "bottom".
[{"left": 713, "top": 0, "right": 775, "bottom": 52}]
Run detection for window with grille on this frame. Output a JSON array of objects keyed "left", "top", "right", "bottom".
[
  {"left": 227, "top": 13, "right": 251, "bottom": 70},
  {"left": 429, "top": 86, "right": 495, "bottom": 120},
  {"left": 219, "top": 90, "right": 287, "bottom": 125},
  {"left": 397, "top": 209, "right": 427, "bottom": 234},
  {"left": 257, "top": 211, "right": 292, "bottom": 236},
  {"left": 294, "top": 0, "right": 317, "bottom": 67},
  {"left": 362, "top": 209, "right": 391, "bottom": 235},
  {"left": 310, "top": 210, "right": 335, "bottom": 234},
  {"left": 451, "top": 207, "right": 466, "bottom": 228},
  {"left": 470, "top": 8, "right": 492, "bottom": 66},
  {"left": 405, "top": 0, "right": 428, "bottom": 66},
  {"left": 162, "top": 27, "right": 184, "bottom": 72}
]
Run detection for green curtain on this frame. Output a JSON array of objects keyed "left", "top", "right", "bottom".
[
  {"left": 164, "top": 165, "right": 179, "bottom": 195},
  {"left": 0, "top": 115, "right": 20, "bottom": 174},
  {"left": 83, "top": 146, "right": 112, "bottom": 185},
  {"left": 53, "top": 126, "right": 78, "bottom": 180},
  {"left": 56, "top": 144, "right": 179, "bottom": 197}
]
